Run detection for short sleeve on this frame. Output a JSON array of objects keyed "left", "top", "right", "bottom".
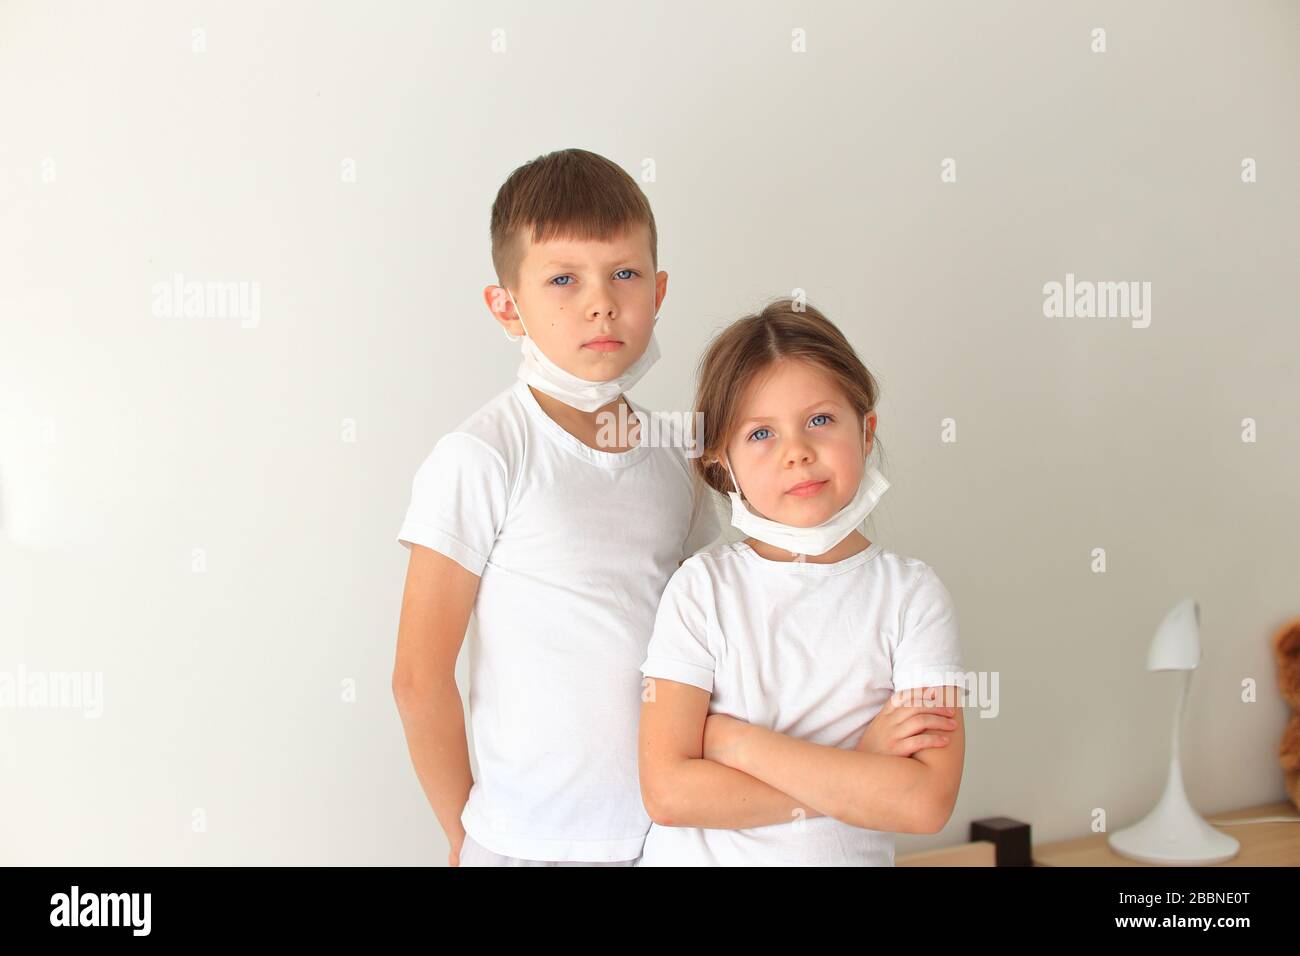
[
  {"left": 681, "top": 477, "right": 723, "bottom": 562},
  {"left": 892, "top": 566, "right": 965, "bottom": 693},
  {"left": 640, "top": 564, "right": 716, "bottom": 693},
  {"left": 396, "top": 432, "right": 510, "bottom": 576}
]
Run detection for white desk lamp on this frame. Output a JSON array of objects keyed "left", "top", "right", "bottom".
[{"left": 1108, "top": 598, "right": 1241, "bottom": 865}]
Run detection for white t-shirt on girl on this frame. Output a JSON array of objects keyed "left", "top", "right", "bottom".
[
  {"left": 397, "top": 380, "right": 720, "bottom": 862},
  {"left": 637, "top": 538, "right": 964, "bottom": 866}
]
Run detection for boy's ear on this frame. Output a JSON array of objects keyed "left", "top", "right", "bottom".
[
  {"left": 654, "top": 270, "right": 669, "bottom": 314},
  {"left": 483, "top": 285, "right": 523, "bottom": 337}
]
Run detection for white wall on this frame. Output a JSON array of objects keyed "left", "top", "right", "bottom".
[{"left": 1, "top": 0, "right": 1296, "bottom": 864}]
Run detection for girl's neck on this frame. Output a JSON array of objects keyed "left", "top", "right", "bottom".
[{"left": 744, "top": 530, "right": 872, "bottom": 565}]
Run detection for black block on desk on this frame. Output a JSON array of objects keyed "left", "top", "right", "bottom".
[{"left": 970, "top": 817, "right": 1033, "bottom": 867}]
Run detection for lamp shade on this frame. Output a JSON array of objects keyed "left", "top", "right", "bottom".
[{"left": 1147, "top": 598, "right": 1201, "bottom": 672}]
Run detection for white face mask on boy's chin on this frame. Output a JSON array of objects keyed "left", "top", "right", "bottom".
[{"left": 503, "top": 288, "right": 661, "bottom": 414}]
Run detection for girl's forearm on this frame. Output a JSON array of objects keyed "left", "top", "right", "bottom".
[
  {"left": 728, "top": 725, "right": 935, "bottom": 833},
  {"left": 650, "top": 756, "right": 826, "bottom": 830}
]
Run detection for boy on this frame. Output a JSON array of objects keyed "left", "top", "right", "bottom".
[{"left": 392, "top": 148, "right": 720, "bottom": 865}]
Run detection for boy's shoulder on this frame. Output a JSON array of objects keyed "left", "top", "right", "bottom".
[
  {"left": 422, "top": 384, "right": 702, "bottom": 488},
  {"left": 445, "top": 381, "right": 527, "bottom": 443},
  {"left": 423, "top": 381, "right": 529, "bottom": 469}
]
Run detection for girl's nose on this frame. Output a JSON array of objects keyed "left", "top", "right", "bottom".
[{"left": 782, "top": 437, "right": 815, "bottom": 467}]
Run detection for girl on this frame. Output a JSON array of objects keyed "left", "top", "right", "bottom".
[{"left": 636, "top": 299, "right": 966, "bottom": 866}]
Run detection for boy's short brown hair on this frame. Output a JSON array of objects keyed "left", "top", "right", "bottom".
[{"left": 490, "top": 148, "right": 658, "bottom": 290}]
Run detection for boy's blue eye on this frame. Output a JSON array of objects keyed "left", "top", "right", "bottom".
[
  {"left": 810, "top": 413, "right": 833, "bottom": 427},
  {"left": 551, "top": 271, "right": 638, "bottom": 285},
  {"left": 747, "top": 427, "right": 772, "bottom": 442}
]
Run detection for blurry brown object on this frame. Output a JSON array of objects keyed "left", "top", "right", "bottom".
[{"left": 1275, "top": 618, "right": 1300, "bottom": 812}]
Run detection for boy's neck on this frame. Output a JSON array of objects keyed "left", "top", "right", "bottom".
[{"left": 527, "top": 385, "right": 641, "bottom": 453}]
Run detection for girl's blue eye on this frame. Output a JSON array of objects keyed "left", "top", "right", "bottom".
[
  {"left": 747, "top": 427, "right": 772, "bottom": 442},
  {"left": 810, "top": 413, "right": 833, "bottom": 427},
  {"left": 550, "top": 275, "right": 573, "bottom": 286},
  {"left": 614, "top": 269, "right": 637, "bottom": 280}
]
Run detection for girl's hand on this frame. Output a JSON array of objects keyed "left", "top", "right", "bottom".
[
  {"left": 702, "top": 712, "right": 750, "bottom": 768},
  {"left": 856, "top": 687, "right": 958, "bottom": 757}
]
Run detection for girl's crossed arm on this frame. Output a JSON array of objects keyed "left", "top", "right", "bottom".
[
  {"left": 703, "top": 685, "right": 966, "bottom": 835},
  {"left": 639, "top": 679, "right": 962, "bottom": 832},
  {"left": 639, "top": 677, "right": 827, "bottom": 829}
]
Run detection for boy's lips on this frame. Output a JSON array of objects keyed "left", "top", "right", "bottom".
[{"left": 583, "top": 337, "right": 624, "bottom": 352}]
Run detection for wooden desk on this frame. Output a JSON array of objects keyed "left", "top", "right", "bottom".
[{"left": 1032, "top": 801, "right": 1300, "bottom": 866}]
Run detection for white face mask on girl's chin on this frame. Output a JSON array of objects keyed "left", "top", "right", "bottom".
[
  {"left": 721, "top": 416, "right": 890, "bottom": 558},
  {"left": 503, "top": 288, "right": 661, "bottom": 414}
]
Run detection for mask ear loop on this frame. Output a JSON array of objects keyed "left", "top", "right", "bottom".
[
  {"left": 503, "top": 288, "right": 528, "bottom": 342},
  {"left": 721, "top": 453, "right": 742, "bottom": 499},
  {"left": 853, "top": 414, "right": 873, "bottom": 551}
]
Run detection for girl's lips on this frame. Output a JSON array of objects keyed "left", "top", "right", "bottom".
[
  {"left": 786, "top": 480, "right": 828, "bottom": 497},
  {"left": 583, "top": 340, "right": 624, "bottom": 352}
]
